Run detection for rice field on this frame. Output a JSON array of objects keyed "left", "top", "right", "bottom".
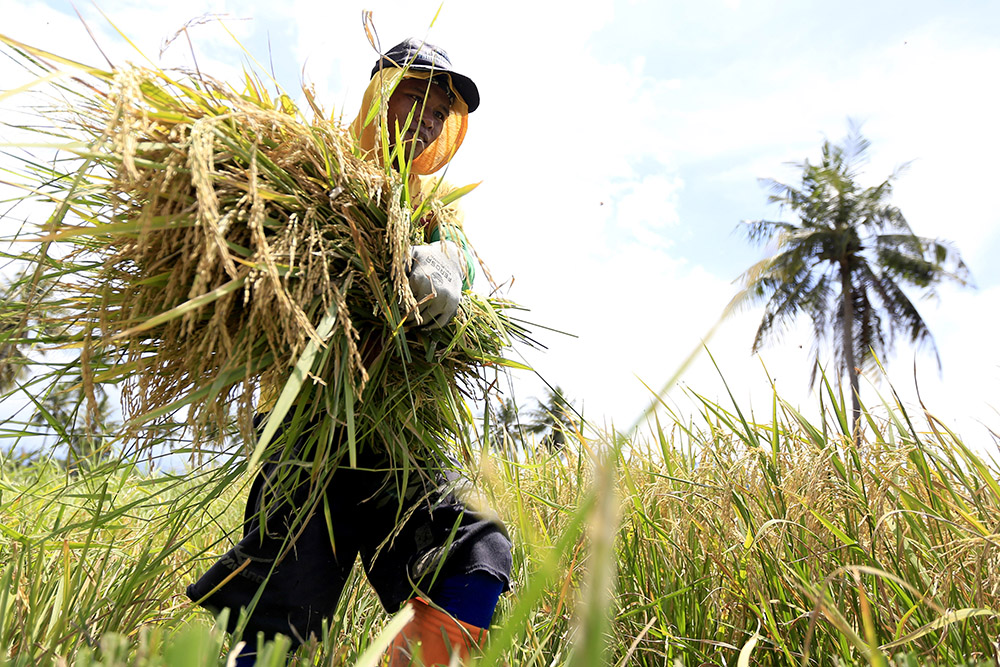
[{"left": 1, "top": 388, "right": 998, "bottom": 666}]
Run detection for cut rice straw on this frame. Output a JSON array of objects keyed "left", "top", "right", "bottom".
[{"left": 0, "top": 32, "right": 535, "bottom": 489}]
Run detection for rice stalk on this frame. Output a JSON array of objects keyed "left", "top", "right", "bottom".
[{"left": 0, "top": 35, "right": 533, "bottom": 482}]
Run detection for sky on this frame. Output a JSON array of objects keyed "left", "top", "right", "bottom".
[{"left": 2, "top": 0, "right": 999, "bottom": 451}]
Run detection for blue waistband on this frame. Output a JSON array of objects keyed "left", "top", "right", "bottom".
[{"left": 430, "top": 571, "right": 505, "bottom": 628}]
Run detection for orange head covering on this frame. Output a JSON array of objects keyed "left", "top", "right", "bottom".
[{"left": 350, "top": 68, "right": 469, "bottom": 175}]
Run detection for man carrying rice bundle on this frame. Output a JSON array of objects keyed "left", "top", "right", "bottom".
[{"left": 185, "top": 39, "right": 511, "bottom": 666}]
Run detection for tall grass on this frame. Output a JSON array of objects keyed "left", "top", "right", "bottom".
[
  {"left": 1, "top": 384, "right": 998, "bottom": 666},
  {"left": 1, "top": 22, "right": 997, "bottom": 667}
]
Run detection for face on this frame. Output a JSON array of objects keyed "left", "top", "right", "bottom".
[{"left": 385, "top": 77, "right": 452, "bottom": 158}]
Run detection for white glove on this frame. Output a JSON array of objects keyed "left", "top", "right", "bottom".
[{"left": 407, "top": 241, "right": 464, "bottom": 329}]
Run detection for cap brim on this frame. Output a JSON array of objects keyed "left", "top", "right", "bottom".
[
  {"left": 392, "top": 63, "right": 480, "bottom": 113},
  {"left": 447, "top": 72, "right": 479, "bottom": 113}
]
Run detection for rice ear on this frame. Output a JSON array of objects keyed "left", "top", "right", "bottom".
[{"left": 3, "top": 50, "right": 534, "bottom": 470}]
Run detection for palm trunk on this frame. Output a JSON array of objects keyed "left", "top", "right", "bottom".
[{"left": 840, "top": 259, "right": 860, "bottom": 436}]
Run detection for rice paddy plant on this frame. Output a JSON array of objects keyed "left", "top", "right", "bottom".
[
  {"left": 1, "top": 387, "right": 998, "bottom": 665},
  {"left": 0, "top": 32, "right": 533, "bottom": 488},
  {"left": 1, "top": 24, "right": 998, "bottom": 667},
  {"left": 0, "top": 34, "right": 537, "bottom": 665},
  {"left": 606, "top": 388, "right": 1000, "bottom": 666}
]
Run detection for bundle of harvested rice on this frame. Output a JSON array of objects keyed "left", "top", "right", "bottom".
[{"left": 1, "top": 36, "right": 533, "bottom": 470}]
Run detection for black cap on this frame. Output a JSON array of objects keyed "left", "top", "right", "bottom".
[{"left": 370, "top": 38, "right": 480, "bottom": 113}]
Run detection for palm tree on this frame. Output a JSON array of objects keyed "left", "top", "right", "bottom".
[
  {"left": 525, "top": 386, "right": 574, "bottom": 452},
  {"left": 488, "top": 395, "right": 524, "bottom": 454},
  {"left": 735, "top": 124, "right": 971, "bottom": 433}
]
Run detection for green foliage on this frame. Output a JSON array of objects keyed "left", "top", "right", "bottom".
[
  {"left": 2, "top": 384, "right": 998, "bottom": 665},
  {"left": 734, "top": 121, "right": 972, "bottom": 429},
  {"left": 0, "top": 34, "right": 533, "bottom": 484}
]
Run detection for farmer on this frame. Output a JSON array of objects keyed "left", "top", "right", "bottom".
[{"left": 185, "top": 39, "right": 511, "bottom": 666}]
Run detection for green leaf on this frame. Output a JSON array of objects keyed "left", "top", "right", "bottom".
[
  {"left": 881, "top": 608, "right": 999, "bottom": 650},
  {"left": 351, "top": 604, "right": 415, "bottom": 667},
  {"left": 248, "top": 302, "right": 340, "bottom": 470},
  {"left": 436, "top": 181, "right": 481, "bottom": 207}
]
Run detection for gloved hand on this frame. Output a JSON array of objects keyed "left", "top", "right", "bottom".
[{"left": 407, "top": 241, "right": 464, "bottom": 329}]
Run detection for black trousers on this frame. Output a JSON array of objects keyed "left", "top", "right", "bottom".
[{"left": 186, "top": 445, "right": 512, "bottom": 646}]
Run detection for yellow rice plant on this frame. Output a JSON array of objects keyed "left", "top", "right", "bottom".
[{"left": 0, "top": 34, "right": 533, "bottom": 481}]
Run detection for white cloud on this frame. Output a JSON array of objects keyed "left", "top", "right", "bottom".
[{"left": 613, "top": 172, "right": 683, "bottom": 245}]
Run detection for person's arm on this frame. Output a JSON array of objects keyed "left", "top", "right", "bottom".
[
  {"left": 406, "top": 179, "right": 478, "bottom": 328},
  {"left": 427, "top": 223, "right": 475, "bottom": 291},
  {"left": 415, "top": 176, "right": 476, "bottom": 290}
]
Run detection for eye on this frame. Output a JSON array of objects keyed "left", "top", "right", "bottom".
[{"left": 434, "top": 110, "right": 447, "bottom": 122}]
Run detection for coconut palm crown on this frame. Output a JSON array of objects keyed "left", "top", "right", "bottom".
[{"left": 736, "top": 124, "right": 971, "bottom": 430}]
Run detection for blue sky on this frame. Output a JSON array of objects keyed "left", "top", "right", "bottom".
[{"left": 3, "top": 0, "right": 999, "bottom": 447}]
